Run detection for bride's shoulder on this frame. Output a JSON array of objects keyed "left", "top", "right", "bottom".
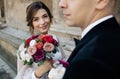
[
  {"left": 17, "top": 42, "right": 25, "bottom": 52},
  {"left": 17, "top": 35, "right": 33, "bottom": 52},
  {"left": 51, "top": 34, "right": 59, "bottom": 41}
]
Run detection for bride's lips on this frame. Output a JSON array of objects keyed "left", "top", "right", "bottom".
[{"left": 41, "top": 25, "right": 48, "bottom": 29}]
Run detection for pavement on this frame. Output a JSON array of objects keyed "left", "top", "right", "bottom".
[{"left": 0, "top": 55, "right": 16, "bottom": 79}]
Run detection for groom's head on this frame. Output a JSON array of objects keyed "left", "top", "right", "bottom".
[{"left": 59, "top": 0, "right": 117, "bottom": 30}]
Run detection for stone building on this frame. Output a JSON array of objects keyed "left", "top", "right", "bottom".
[{"left": 0, "top": 0, "right": 120, "bottom": 77}]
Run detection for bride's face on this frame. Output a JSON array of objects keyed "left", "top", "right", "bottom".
[{"left": 32, "top": 9, "right": 51, "bottom": 34}]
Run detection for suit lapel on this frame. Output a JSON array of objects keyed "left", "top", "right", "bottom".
[{"left": 68, "top": 17, "right": 120, "bottom": 62}]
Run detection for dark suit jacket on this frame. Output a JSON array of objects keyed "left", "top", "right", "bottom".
[{"left": 63, "top": 17, "right": 120, "bottom": 79}]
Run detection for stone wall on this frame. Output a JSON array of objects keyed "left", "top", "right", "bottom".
[
  {"left": 115, "top": 0, "right": 120, "bottom": 23},
  {"left": 3, "top": 0, "right": 120, "bottom": 32},
  {"left": 4, "top": 0, "right": 52, "bottom": 31},
  {"left": 3, "top": 0, "right": 81, "bottom": 32}
]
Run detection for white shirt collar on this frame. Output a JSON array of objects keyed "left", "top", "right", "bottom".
[{"left": 81, "top": 15, "right": 113, "bottom": 38}]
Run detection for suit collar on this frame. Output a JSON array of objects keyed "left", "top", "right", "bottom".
[
  {"left": 68, "top": 17, "right": 120, "bottom": 62},
  {"left": 81, "top": 15, "right": 113, "bottom": 38}
]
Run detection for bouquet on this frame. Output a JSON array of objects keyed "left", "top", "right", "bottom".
[{"left": 18, "top": 34, "right": 62, "bottom": 66}]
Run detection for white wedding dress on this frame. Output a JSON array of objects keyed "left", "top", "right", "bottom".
[{"left": 15, "top": 35, "right": 65, "bottom": 79}]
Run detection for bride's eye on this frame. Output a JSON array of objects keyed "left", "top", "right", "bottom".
[
  {"left": 43, "top": 14, "right": 49, "bottom": 19},
  {"left": 33, "top": 17, "right": 39, "bottom": 21}
]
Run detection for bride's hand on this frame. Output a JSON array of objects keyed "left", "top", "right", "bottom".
[{"left": 34, "top": 60, "right": 52, "bottom": 78}]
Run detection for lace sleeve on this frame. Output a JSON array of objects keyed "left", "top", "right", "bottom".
[{"left": 15, "top": 43, "right": 40, "bottom": 79}]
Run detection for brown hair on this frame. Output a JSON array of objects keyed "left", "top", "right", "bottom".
[{"left": 26, "top": 1, "right": 53, "bottom": 34}]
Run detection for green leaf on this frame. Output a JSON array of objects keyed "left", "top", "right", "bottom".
[
  {"left": 53, "top": 47, "right": 59, "bottom": 54},
  {"left": 24, "top": 60, "right": 28, "bottom": 65},
  {"left": 27, "top": 59, "right": 33, "bottom": 65},
  {"left": 23, "top": 59, "right": 33, "bottom": 65},
  {"left": 38, "top": 60, "right": 44, "bottom": 66}
]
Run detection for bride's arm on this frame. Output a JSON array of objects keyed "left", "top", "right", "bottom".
[
  {"left": 15, "top": 43, "right": 39, "bottom": 79},
  {"left": 16, "top": 52, "right": 34, "bottom": 79},
  {"left": 15, "top": 43, "right": 53, "bottom": 79},
  {"left": 34, "top": 60, "right": 52, "bottom": 78}
]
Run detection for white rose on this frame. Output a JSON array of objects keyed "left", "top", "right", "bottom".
[
  {"left": 30, "top": 40, "right": 36, "bottom": 47},
  {"left": 24, "top": 53, "right": 33, "bottom": 62},
  {"left": 48, "top": 65, "right": 66, "bottom": 79},
  {"left": 20, "top": 48, "right": 27, "bottom": 60},
  {"left": 20, "top": 48, "right": 32, "bottom": 62}
]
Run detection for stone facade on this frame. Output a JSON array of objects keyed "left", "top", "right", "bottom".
[
  {"left": 1, "top": 0, "right": 120, "bottom": 32},
  {"left": 3, "top": 0, "right": 52, "bottom": 31},
  {"left": 115, "top": 0, "right": 120, "bottom": 23},
  {"left": 2, "top": 0, "right": 80, "bottom": 33},
  {"left": 0, "top": 0, "right": 120, "bottom": 27}
]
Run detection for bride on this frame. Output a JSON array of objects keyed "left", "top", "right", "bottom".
[{"left": 15, "top": 1, "right": 67, "bottom": 79}]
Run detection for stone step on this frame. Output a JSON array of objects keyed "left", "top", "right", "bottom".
[{"left": 0, "top": 55, "right": 16, "bottom": 79}]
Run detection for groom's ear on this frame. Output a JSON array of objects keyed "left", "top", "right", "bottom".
[{"left": 95, "top": 0, "right": 110, "bottom": 10}]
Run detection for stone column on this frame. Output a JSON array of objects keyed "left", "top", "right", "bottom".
[
  {"left": 114, "top": 0, "right": 120, "bottom": 23},
  {"left": 52, "top": 0, "right": 65, "bottom": 24},
  {"left": 0, "top": 0, "right": 1, "bottom": 19}
]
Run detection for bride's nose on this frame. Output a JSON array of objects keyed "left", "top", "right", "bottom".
[{"left": 39, "top": 19, "right": 45, "bottom": 25}]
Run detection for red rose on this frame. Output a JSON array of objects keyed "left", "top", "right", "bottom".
[
  {"left": 53, "top": 39, "right": 58, "bottom": 46},
  {"left": 42, "top": 35, "right": 54, "bottom": 43},
  {"left": 36, "top": 42, "right": 43, "bottom": 49},
  {"left": 26, "top": 37, "right": 32, "bottom": 46},
  {"left": 33, "top": 48, "right": 45, "bottom": 62},
  {"left": 37, "top": 34, "right": 47, "bottom": 40}
]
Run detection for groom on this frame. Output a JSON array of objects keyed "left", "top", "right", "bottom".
[{"left": 59, "top": 0, "right": 120, "bottom": 79}]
